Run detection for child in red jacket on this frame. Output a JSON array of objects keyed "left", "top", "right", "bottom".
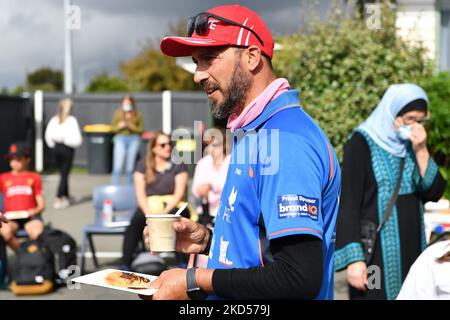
[{"left": 0, "top": 142, "right": 45, "bottom": 251}]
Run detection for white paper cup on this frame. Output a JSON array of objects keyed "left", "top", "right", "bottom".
[{"left": 146, "top": 214, "right": 181, "bottom": 252}]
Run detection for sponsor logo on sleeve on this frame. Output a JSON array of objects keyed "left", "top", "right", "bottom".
[{"left": 278, "top": 194, "right": 319, "bottom": 220}]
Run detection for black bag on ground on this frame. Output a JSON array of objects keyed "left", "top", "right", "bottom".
[
  {"left": 11, "top": 240, "right": 54, "bottom": 295},
  {"left": 131, "top": 252, "right": 167, "bottom": 276},
  {"left": 38, "top": 228, "right": 77, "bottom": 284},
  {"left": 0, "top": 236, "right": 7, "bottom": 288}
]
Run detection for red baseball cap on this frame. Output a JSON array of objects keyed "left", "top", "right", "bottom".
[
  {"left": 160, "top": 4, "right": 274, "bottom": 59},
  {"left": 5, "top": 142, "right": 31, "bottom": 159}
]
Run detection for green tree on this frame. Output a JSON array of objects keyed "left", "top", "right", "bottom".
[
  {"left": 167, "top": 17, "right": 188, "bottom": 37},
  {"left": 0, "top": 87, "right": 9, "bottom": 95},
  {"left": 12, "top": 85, "right": 27, "bottom": 95},
  {"left": 85, "top": 72, "right": 134, "bottom": 93},
  {"left": 27, "top": 67, "right": 63, "bottom": 91},
  {"left": 12, "top": 67, "right": 64, "bottom": 94},
  {"left": 273, "top": 1, "right": 432, "bottom": 159},
  {"left": 420, "top": 72, "right": 450, "bottom": 198},
  {"left": 120, "top": 40, "right": 198, "bottom": 91}
]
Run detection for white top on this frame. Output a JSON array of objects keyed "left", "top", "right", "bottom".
[
  {"left": 397, "top": 240, "right": 450, "bottom": 300},
  {"left": 191, "top": 154, "right": 230, "bottom": 217},
  {"left": 45, "top": 115, "right": 82, "bottom": 149}
]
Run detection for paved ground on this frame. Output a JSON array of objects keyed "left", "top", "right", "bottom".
[{"left": 0, "top": 172, "right": 349, "bottom": 300}]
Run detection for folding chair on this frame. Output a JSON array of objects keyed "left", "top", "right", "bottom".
[{"left": 80, "top": 185, "right": 137, "bottom": 274}]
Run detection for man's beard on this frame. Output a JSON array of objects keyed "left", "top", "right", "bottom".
[{"left": 207, "top": 60, "right": 252, "bottom": 119}]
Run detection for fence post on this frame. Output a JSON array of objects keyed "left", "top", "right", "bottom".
[
  {"left": 34, "top": 90, "right": 44, "bottom": 172},
  {"left": 162, "top": 90, "right": 172, "bottom": 134}
]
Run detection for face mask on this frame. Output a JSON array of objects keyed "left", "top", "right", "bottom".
[
  {"left": 122, "top": 103, "right": 132, "bottom": 112},
  {"left": 397, "top": 125, "right": 411, "bottom": 141}
]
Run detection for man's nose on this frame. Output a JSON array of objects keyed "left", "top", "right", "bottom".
[{"left": 194, "top": 68, "right": 208, "bottom": 85}]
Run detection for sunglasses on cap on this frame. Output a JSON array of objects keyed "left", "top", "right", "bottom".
[{"left": 187, "top": 12, "right": 265, "bottom": 46}]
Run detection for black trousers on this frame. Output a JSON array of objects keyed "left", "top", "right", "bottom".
[
  {"left": 54, "top": 143, "right": 74, "bottom": 198},
  {"left": 121, "top": 207, "right": 190, "bottom": 267},
  {"left": 0, "top": 236, "right": 7, "bottom": 284},
  {"left": 121, "top": 209, "right": 146, "bottom": 267}
]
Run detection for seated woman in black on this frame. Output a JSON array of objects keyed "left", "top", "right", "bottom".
[{"left": 121, "top": 132, "right": 188, "bottom": 270}]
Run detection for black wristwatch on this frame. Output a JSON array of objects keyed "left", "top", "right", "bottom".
[
  {"left": 201, "top": 227, "right": 213, "bottom": 255},
  {"left": 186, "top": 267, "right": 208, "bottom": 300}
]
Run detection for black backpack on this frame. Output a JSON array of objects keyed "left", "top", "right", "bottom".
[
  {"left": 131, "top": 252, "right": 167, "bottom": 276},
  {"left": 38, "top": 228, "right": 77, "bottom": 284},
  {"left": 11, "top": 240, "right": 55, "bottom": 295}
]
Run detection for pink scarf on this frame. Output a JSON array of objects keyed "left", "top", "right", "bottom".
[{"left": 227, "top": 78, "right": 291, "bottom": 132}]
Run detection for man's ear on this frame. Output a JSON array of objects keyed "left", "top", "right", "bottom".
[{"left": 245, "top": 46, "right": 262, "bottom": 72}]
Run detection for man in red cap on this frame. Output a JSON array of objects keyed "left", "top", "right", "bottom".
[{"left": 146, "top": 4, "right": 341, "bottom": 300}]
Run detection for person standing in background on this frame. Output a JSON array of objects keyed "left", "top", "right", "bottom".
[
  {"left": 111, "top": 95, "right": 144, "bottom": 185},
  {"left": 45, "top": 98, "right": 82, "bottom": 209},
  {"left": 335, "top": 84, "right": 446, "bottom": 300}
]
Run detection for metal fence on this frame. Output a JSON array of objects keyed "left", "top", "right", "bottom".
[{"left": 40, "top": 91, "right": 210, "bottom": 168}]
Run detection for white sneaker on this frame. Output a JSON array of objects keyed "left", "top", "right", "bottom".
[
  {"left": 53, "top": 198, "right": 70, "bottom": 209},
  {"left": 53, "top": 200, "right": 62, "bottom": 209},
  {"left": 59, "top": 198, "right": 70, "bottom": 209}
]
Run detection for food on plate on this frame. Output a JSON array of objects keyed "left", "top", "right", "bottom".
[{"left": 104, "top": 271, "right": 152, "bottom": 289}]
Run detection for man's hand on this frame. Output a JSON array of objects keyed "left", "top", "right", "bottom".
[
  {"left": 142, "top": 268, "right": 214, "bottom": 300},
  {"left": 144, "top": 217, "right": 210, "bottom": 254},
  {"left": 347, "top": 261, "right": 368, "bottom": 291},
  {"left": 0, "top": 213, "right": 8, "bottom": 228},
  {"left": 148, "top": 268, "right": 188, "bottom": 300}
]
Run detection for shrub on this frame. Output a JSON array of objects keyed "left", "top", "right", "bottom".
[
  {"left": 273, "top": 1, "right": 433, "bottom": 159},
  {"left": 420, "top": 72, "right": 450, "bottom": 198}
]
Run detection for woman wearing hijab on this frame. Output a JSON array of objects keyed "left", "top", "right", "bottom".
[{"left": 335, "top": 84, "right": 447, "bottom": 300}]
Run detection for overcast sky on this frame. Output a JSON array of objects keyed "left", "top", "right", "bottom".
[{"left": 0, "top": 0, "right": 336, "bottom": 91}]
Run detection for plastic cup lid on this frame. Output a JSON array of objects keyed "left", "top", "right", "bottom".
[{"left": 145, "top": 214, "right": 182, "bottom": 219}]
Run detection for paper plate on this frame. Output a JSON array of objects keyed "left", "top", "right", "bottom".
[
  {"left": 71, "top": 269, "right": 158, "bottom": 296},
  {"left": 4, "top": 211, "right": 30, "bottom": 220}
]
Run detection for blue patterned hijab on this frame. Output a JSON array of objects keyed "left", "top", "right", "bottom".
[{"left": 358, "top": 84, "right": 428, "bottom": 158}]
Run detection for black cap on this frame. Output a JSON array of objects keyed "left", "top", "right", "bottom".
[{"left": 6, "top": 142, "right": 31, "bottom": 159}]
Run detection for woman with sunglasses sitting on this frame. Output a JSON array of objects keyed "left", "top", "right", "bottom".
[{"left": 120, "top": 132, "right": 189, "bottom": 271}]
